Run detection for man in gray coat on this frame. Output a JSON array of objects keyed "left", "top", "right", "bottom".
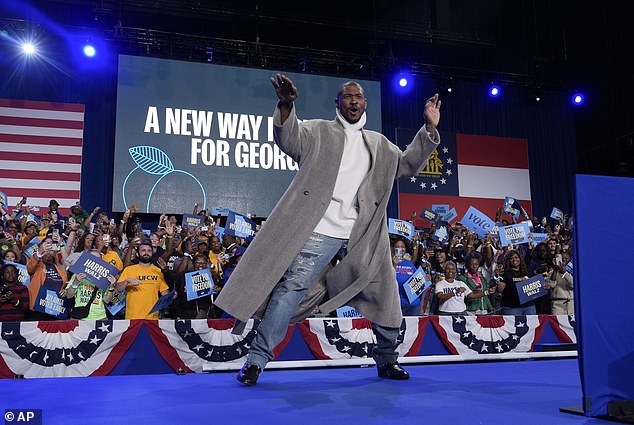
[{"left": 216, "top": 74, "right": 441, "bottom": 385}]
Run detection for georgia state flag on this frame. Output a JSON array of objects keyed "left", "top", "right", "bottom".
[{"left": 397, "top": 129, "right": 532, "bottom": 221}]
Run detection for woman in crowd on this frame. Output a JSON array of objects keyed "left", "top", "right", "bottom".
[
  {"left": 0, "top": 263, "right": 30, "bottom": 321},
  {"left": 497, "top": 250, "right": 535, "bottom": 315},
  {"left": 392, "top": 238, "right": 421, "bottom": 316},
  {"left": 435, "top": 261, "right": 483, "bottom": 316},
  {"left": 457, "top": 253, "right": 495, "bottom": 315}
]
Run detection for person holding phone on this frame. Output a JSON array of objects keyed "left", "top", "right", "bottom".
[{"left": 26, "top": 237, "right": 69, "bottom": 320}]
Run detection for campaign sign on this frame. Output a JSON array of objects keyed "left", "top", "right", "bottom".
[
  {"left": 185, "top": 268, "right": 216, "bottom": 301},
  {"left": 403, "top": 267, "right": 432, "bottom": 304},
  {"left": 550, "top": 207, "right": 564, "bottom": 223},
  {"left": 533, "top": 233, "right": 549, "bottom": 244},
  {"left": 388, "top": 219, "right": 414, "bottom": 239},
  {"left": 33, "top": 286, "right": 70, "bottom": 319},
  {"left": 442, "top": 208, "right": 458, "bottom": 223},
  {"left": 498, "top": 222, "right": 533, "bottom": 247},
  {"left": 182, "top": 214, "right": 204, "bottom": 230},
  {"left": 4, "top": 261, "right": 30, "bottom": 287},
  {"left": 106, "top": 290, "right": 126, "bottom": 316},
  {"left": 516, "top": 274, "right": 548, "bottom": 304},
  {"left": 461, "top": 206, "right": 496, "bottom": 237},
  {"left": 215, "top": 226, "right": 225, "bottom": 239},
  {"left": 69, "top": 252, "right": 120, "bottom": 291},
  {"left": 23, "top": 238, "right": 41, "bottom": 258},
  {"left": 149, "top": 290, "right": 176, "bottom": 314},
  {"left": 432, "top": 221, "right": 449, "bottom": 242},
  {"left": 565, "top": 261, "right": 574, "bottom": 275},
  {"left": 225, "top": 211, "right": 257, "bottom": 240},
  {"left": 432, "top": 204, "right": 450, "bottom": 215},
  {"left": 489, "top": 222, "right": 503, "bottom": 238},
  {"left": 420, "top": 208, "right": 438, "bottom": 222},
  {"left": 336, "top": 305, "right": 363, "bottom": 318},
  {"left": 0, "top": 191, "right": 7, "bottom": 207},
  {"left": 503, "top": 196, "right": 522, "bottom": 219}
]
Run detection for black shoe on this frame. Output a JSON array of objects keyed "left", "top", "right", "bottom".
[
  {"left": 377, "top": 363, "right": 410, "bottom": 380},
  {"left": 237, "top": 363, "right": 261, "bottom": 386}
]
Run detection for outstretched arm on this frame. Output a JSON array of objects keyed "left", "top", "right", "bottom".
[
  {"left": 396, "top": 94, "right": 442, "bottom": 178},
  {"left": 270, "top": 74, "right": 299, "bottom": 125}
]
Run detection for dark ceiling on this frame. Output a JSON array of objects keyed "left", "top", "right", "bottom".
[{"left": 2, "top": 0, "right": 633, "bottom": 176}]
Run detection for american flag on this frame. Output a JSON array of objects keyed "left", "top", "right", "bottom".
[
  {"left": 397, "top": 129, "right": 532, "bottom": 223},
  {"left": 0, "top": 98, "right": 84, "bottom": 215}
]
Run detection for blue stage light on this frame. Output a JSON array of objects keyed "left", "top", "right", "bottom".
[
  {"left": 21, "top": 42, "right": 36, "bottom": 55},
  {"left": 399, "top": 78, "right": 408, "bottom": 87},
  {"left": 489, "top": 85, "right": 501, "bottom": 98},
  {"left": 572, "top": 93, "right": 585, "bottom": 106},
  {"left": 83, "top": 44, "right": 96, "bottom": 57}
]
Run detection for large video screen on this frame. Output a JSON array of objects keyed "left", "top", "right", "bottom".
[{"left": 113, "top": 55, "right": 382, "bottom": 216}]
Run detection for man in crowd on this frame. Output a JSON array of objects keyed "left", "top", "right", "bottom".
[
  {"left": 116, "top": 239, "right": 171, "bottom": 319},
  {"left": 216, "top": 74, "right": 441, "bottom": 385}
]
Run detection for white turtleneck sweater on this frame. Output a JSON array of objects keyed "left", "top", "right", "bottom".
[{"left": 313, "top": 109, "right": 371, "bottom": 239}]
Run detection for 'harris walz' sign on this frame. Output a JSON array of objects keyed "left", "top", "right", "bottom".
[
  {"left": 516, "top": 274, "right": 548, "bottom": 305},
  {"left": 69, "top": 252, "right": 120, "bottom": 290}
]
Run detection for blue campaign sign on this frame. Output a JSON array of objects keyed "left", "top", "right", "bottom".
[
  {"left": 0, "top": 191, "right": 7, "bottom": 207},
  {"left": 149, "top": 290, "right": 176, "bottom": 314},
  {"left": 388, "top": 218, "right": 414, "bottom": 239},
  {"left": 210, "top": 207, "right": 230, "bottom": 216},
  {"left": 23, "top": 238, "right": 41, "bottom": 258},
  {"left": 503, "top": 196, "right": 522, "bottom": 218},
  {"left": 33, "top": 287, "right": 70, "bottom": 319},
  {"left": 336, "top": 305, "right": 364, "bottom": 318},
  {"left": 69, "top": 252, "right": 120, "bottom": 291},
  {"left": 432, "top": 204, "right": 450, "bottom": 215},
  {"left": 442, "top": 207, "right": 458, "bottom": 223},
  {"left": 4, "top": 261, "right": 30, "bottom": 287},
  {"left": 403, "top": 266, "right": 432, "bottom": 304},
  {"left": 182, "top": 214, "right": 204, "bottom": 230},
  {"left": 215, "top": 226, "right": 225, "bottom": 239},
  {"left": 498, "top": 222, "right": 533, "bottom": 247},
  {"left": 550, "top": 207, "right": 564, "bottom": 222},
  {"left": 185, "top": 268, "right": 216, "bottom": 301},
  {"left": 516, "top": 274, "right": 549, "bottom": 304},
  {"left": 565, "top": 261, "right": 574, "bottom": 275},
  {"left": 431, "top": 221, "right": 449, "bottom": 242},
  {"left": 420, "top": 208, "right": 438, "bottom": 222},
  {"left": 225, "top": 211, "right": 257, "bottom": 240},
  {"left": 461, "top": 206, "right": 496, "bottom": 237},
  {"left": 533, "top": 233, "right": 548, "bottom": 244},
  {"left": 106, "top": 290, "right": 126, "bottom": 316}
]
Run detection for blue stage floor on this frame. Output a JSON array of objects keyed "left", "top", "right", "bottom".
[{"left": 0, "top": 359, "right": 614, "bottom": 425}]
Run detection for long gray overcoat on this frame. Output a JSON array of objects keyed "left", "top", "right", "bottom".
[{"left": 215, "top": 104, "right": 439, "bottom": 328}]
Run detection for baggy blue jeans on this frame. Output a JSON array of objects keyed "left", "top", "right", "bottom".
[{"left": 246, "top": 232, "right": 400, "bottom": 370}]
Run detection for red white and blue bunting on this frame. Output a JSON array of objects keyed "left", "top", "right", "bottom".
[
  {"left": 548, "top": 315, "right": 577, "bottom": 343},
  {"left": 431, "top": 315, "right": 547, "bottom": 355},
  {"left": 145, "top": 319, "right": 295, "bottom": 372},
  {"left": 297, "top": 317, "right": 427, "bottom": 360},
  {"left": 0, "top": 320, "right": 141, "bottom": 378}
]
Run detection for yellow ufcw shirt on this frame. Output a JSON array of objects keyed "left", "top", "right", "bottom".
[{"left": 118, "top": 264, "right": 169, "bottom": 319}]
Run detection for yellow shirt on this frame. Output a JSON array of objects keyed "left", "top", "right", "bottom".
[
  {"left": 118, "top": 264, "right": 169, "bottom": 320},
  {"left": 102, "top": 250, "right": 123, "bottom": 271},
  {"left": 208, "top": 251, "right": 221, "bottom": 279}
]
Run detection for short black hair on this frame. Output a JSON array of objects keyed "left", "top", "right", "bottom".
[{"left": 336, "top": 81, "right": 365, "bottom": 100}]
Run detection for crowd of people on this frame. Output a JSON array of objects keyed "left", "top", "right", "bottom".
[
  {"left": 0, "top": 196, "right": 573, "bottom": 323},
  {"left": 391, "top": 211, "right": 574, "bottom": 317},
  {"left": 0, "top": 197, "right": 247, "bottom": 322}
]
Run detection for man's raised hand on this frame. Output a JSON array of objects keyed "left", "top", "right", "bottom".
[
  {"left": 270, "top": 74, "right": 299, "bottom": 105},
  {"left": 424, "top": 93, "right": 441, "bottom": 132}
]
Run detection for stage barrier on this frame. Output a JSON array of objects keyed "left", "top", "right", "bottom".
[{"left": 0, "top": 315, "right": 575, "bottom": 379}]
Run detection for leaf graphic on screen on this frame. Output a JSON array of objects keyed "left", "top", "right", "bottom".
[{"left": 128, "top": 146, "right": 175, "bottom": 175}]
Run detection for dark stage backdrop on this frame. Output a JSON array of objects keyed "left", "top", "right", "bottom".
[{"left": 0, "top": 55, "right": 576, "bottom": 220}]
